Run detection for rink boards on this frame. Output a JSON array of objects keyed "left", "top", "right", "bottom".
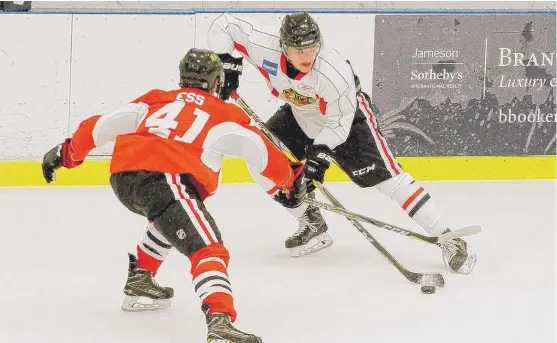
[{"left": 0, "top": 10, "right": 555, "bottom": 186}]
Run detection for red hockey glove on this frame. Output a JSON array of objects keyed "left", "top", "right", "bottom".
[
  {"left": 274, "top": 162, "right": 308, "bottom": 208},
  {"left": 42, "top": 138, "right": 84, "bottom": 183}
]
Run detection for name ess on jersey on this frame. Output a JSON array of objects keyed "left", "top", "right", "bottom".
[{"left": 176, "top": 91, "right": 206, "bottom": 105}]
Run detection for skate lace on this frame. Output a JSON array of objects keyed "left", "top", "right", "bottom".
[
  {"left": 136, "top": 270, "right": 165, "bottom": 291},
  {"left": 294, "top": 211, "right": 319, "bottom": 237},
  {"left": 149, "top": 276, "right": 167, "bottom": 291},
  {"left": 441, "top": 239, "right": 465, "bottom": 260}
]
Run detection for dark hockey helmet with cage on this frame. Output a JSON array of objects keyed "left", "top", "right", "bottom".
[
  {"left": 280, "top": 11, "right": 322, "bottom": 51},
  {"left": 179, "top": 48, "right": 224, "bottom": 94}
]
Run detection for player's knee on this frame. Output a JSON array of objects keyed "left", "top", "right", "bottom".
[
  {"left": 347, "top": 173, "right": 378, "bottom": 188},
  {"left": 347, "top": 169, "right": 394, "bottom": 188},
  {"left": 151, "top": 201, "right": 205, "bottom": 257},
  {"left": 375, "top": 172, "right": 417, "bottom": 203}
]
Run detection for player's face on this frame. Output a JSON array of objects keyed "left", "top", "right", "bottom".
[
  {"left": 286, "top": 44, "right": 320, "bottom": 73},
  {"left": 211, "top": 78, "right": 219, "bottom": 95}
]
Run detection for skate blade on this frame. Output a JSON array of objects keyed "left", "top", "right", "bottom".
[
  {"left": 456, "top": 250, "right": 477, "bottom": 275},
  {"left": 443, "top": 250, "right": 477, "bottom": 275},
  {"left": 208, "top": 335, "right": 262, "bottom": 343},
  {"left": 121, "top": 295, "right": 171, "bottom": 312},
  {"left": 290, "top": 232, "right": 333, "bottom": 258}
]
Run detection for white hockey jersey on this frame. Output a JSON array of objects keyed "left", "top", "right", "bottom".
[{"left": 208, "top": 13, "right": 359, "bottom": 150}]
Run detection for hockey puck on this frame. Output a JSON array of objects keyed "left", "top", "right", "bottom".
[{"left": 421, "top": 285, "right": 436, "bottom": 294}]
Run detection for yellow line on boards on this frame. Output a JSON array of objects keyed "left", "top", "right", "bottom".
[{"left": 0, "top": 156, "right": 554, "bottom": 186}]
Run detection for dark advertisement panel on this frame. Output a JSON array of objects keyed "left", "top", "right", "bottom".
[{"left": 372, "top": 14, "right": 556, "bottom": 156}]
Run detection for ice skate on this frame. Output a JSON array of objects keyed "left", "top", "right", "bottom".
[
  {"left": 121, "top": 253, "right": 174, "bottom": 312},
  {"left": 203, "top": 305, "right": 263, "bottom": 343},
  {"left": 438, "top": 229, "right": 477, "bottom": 275},
  {"left": 285, "top": 193, "right": 333, "bottom": 258}
]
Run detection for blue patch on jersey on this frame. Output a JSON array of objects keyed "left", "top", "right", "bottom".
[{"left": 262, "top": 59, "right": 278, "bottom": 76}]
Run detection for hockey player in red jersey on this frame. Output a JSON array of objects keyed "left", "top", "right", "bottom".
[
  {"left": 207, "top": 12, "right": 476, "bottom": 274},
  {"left": 41, "top": 48, "right": 308, "bottom": 343}
]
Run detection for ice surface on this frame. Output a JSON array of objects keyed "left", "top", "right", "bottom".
[{"left": 0, "top": 180, "right": 555, "bottom": 343}]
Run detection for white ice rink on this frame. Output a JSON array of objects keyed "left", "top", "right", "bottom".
[{"left": 1, "top": 180, "right": 555, "bottom": 343}]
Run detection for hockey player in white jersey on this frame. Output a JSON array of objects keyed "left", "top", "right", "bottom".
[{"left": 208, "top": 12, "right": 476, "bottom": 274}]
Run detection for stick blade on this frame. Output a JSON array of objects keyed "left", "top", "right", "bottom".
[
  {"left": 438, "top": 225, "right": 482, "bottom": 243},
  {"left": 408, "top": 272, "right": 445, "bottom": 288}
]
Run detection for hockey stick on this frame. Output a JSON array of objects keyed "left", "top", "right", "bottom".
[
  {"left": 303, "top": 197, "right": 482, "bottom": 244},
  {"left": 231, "top": 91, "right": 445, "bottom": 288}
]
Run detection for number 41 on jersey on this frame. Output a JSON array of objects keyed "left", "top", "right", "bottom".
[{"left": 145, "top": 92, "right": 210, "bottom": 143}]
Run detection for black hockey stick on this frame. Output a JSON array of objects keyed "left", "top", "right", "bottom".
[
  {"left": 231, "top": 91, "right": 445, "bottom": 288},
  {"left": 304, "top": 197, "right": 482, "bottom": 244}
]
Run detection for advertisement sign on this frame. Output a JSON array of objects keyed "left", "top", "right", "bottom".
[{"left": 372, "top": 15, "right": 556, "bottom": 156}]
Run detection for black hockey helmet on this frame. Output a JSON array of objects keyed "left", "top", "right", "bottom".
[
  {"left": 280, "top": 11, "right": 322, "bottom": 51},
  {"left": 179, "top": 48, "right": 224, "bottom": 94}
]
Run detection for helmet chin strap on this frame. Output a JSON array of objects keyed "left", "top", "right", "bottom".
[
  {"left": 212, "top": 78, "right": 220, "bottom": 96},
  {"left": 280, "top": 39, "right": 290, "bottom": 59}
]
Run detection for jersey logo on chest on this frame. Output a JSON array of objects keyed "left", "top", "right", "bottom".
[{"left": 282, "top": 88, "right": 317, "bottom": 106}]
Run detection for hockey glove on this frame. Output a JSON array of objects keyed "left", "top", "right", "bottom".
[
  {"left": 304, "top": 144, "right": 333, "bottom": 184},
  {"left": 274, "top": 162, "right": 308, "bottom": 208},
  {"left": 42, "top": 138, "right": 84, "bottom": 183},
  {"left": 217, "top": 53, "right": 243, "bottom": 101}
]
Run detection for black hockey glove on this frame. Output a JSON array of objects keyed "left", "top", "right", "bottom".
[
  {"left": 304, "top": 144, "right": 333, "bottom": 184},
  {"left": 217, "top": 53, "right": 243, "bottom": 101},
  {"left": 42, "top": 138, "right": 83, "bottom": 183},
  {"left": 274, "top": 162, "right": 308, "bottom": 208}
]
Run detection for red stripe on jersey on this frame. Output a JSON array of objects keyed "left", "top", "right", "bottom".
[
  {"left": 257, "top": 67, "right": 271, "bottom": 81},
  {"left": 280, "top": 53, "right": 287, "bottom": 74},
  {"left": 319, "top": 97, "right": 327, "bottom": 115},
  {"left": 402, "top": 187, "right": 424, "bottom": 210},
  {"left": 280, "top": 53, "right": 307, "bottom": 80},
  {"left": 171, "top": 174, "right": 216, "bottom": 244},
  {"left": 233, "top": 42, "right": 249, "bottom": 56},
  {"left": 294, "top": 71, "right": 306, "bottom": 80},
  {"left": 172, "top": 174, "right": 187, "bottom": 199},
  {"left": 257, "top": 67, "right": 280, "bottom": 98},
  {"left": 185, "top": 199, "right": 216, "bottom": 244},
  {"left": 358, "top": 94, "right": 401, "bottom": 175}
]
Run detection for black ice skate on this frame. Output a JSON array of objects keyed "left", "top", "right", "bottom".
[
  {"left": 285, "top": 193, "right": 333, "bottom": 258},
  {"left": 202, "top": 305, "right": 263, "bottom": 343},
  {"left": 437, "top": 229, "right": 477, "bottom": 275},
  {"left": 121, "top": 253, "right": 174, "bottom": 312}
]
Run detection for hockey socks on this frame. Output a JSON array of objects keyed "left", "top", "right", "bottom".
[
  {"left": 376, "top": 172, "right": 448, "bottom": 236},
  {"left": 136, "top": 222, "right": 172, "bottom": 276},
  {"left": 190, "top": 243, "right": 237, "bottom": 322}
]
